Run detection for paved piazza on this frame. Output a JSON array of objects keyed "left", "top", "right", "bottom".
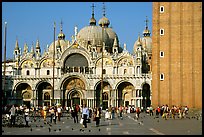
[{"left": 2, "top": 112, "right": 202, "bottom": 135}]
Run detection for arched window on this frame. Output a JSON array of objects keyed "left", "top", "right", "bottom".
[
  {"left": 102, "top": 69, "right": 106, "bottom": 74},
  {"left": 124, "top": 69, "right": 127, "bottom": 74},
  {"left": 102, "top": 92, "right": 108, "bottom": 100},
  {"left": 44, "top": 92, "right": 50, "bottom": 100},
  {"left": 47, "top": 70, "right": 50, "bottom": 75},
  {"left": 26, "top": 70, "right": 30, "bottom": 75}
]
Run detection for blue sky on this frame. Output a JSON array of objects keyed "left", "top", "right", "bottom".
[{"left": 2, "top": 2, "right": 152, "bottom": 61}]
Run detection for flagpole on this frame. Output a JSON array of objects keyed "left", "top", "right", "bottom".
[
  {"left": 3, "top": 22, "right": 7, "bottom": 106},
  {"left": 100, "top": 23, "right": 104, "bottom": 108},
  {"left": 52, "top": 22, "right": 56, "bottom": 106}
]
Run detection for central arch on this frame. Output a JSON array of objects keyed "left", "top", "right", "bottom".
[
  {"left": 116, "top": 81, "right": 134, "bottom": 107},
  {"left": 62, "top": 77, "right": 85, "bottom": 107}
]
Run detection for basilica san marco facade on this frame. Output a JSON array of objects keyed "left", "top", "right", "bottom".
[{"left": 11, "top": 5, "right": 152, "bottom": 110}]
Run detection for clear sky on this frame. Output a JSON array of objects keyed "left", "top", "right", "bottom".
[{"left": 2, "top": 2, "right": 152, "bottom": 61}]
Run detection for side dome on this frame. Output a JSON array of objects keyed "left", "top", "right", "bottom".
[
  {"left": 77, "top": 25, "right": 110, "bottom": 48},
  {"left": 48, "top": 39, "right": 68, "bottom": 53}
]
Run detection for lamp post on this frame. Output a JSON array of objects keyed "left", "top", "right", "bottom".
[
  {"left": 52, "top": 22, "right": 56, "bottom": 106},
  {"left": 3, "top": 22, "right": 7, "bottom": 106},
  {"left": 100, "top": 23, "right": 104, "bottom": 109}
]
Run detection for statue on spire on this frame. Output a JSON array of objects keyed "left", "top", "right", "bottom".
[{"left": 74, "top": 25, "right": 78, "bottom": 41}]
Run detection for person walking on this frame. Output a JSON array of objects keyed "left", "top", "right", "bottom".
[
  {"left": 111, "top": 106, "right": 115, "bottom": 119},
  {"left": 53, "top": 106, "right": 57, "bottom": 124},
  {"left": 108, "top": 105, "right": 112, "bottom": 120},
  {"left": 149, "top": 105, "right": 154, "bottom": 116},
  {"left": 119, "top": 105, "right": 123, "bottom": 120},
  {"left": 43, "top": 106, "right": 47, "bottom": 122},
  {"left": 135, "top": 107, "right": 141, "bottom": 120},
  {"left": 94, "top": 107, "right": 102, "bottom": 127},
  {"left": 72, "top": 104, "right": 79, "bottom": 123},
  {"left": 24, "top": 106, "right": 29, "bottom": 127},
  {"left": 49, "top": 106, "right": 55, "bottom": 123},
  {"left": 81, "top": 103, "right": 89, "bottom": 128},
  {"left": 57, "top": 106, "right": 62, "bottom": 121},
  {"left": 155, "top": 106, "right": 160, "bottom": 118},
  {"left": 9, "top": 105, "right": 16, "bottom": 126}
]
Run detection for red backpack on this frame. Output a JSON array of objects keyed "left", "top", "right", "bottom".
[{"left": 157, "top": 107, "right": 161, "bottom": 113}]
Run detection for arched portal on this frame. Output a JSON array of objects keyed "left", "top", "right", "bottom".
[
  {"left": 67, "top": 89, "right": 82, "bottom": 107},
  {"left": 36, "top": 82, "right": 52, "bottom": 107},
  {"left": 116, "top": 82, "right": 134, "bottom": 107},
  {"left": 95, "top": 81, "right": 111, "bottom": 109},
  {"left": 62, "top": 77, "right": 85, "bottom": 107},
  {"left": 142, "top": 83, "right": 151, "bottom": 109},
  {"left": 14, "top": 83, "right": 32, "bottom": 108}
]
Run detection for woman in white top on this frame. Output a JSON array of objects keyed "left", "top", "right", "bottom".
[{"left": 81, "top": 104, "right": 89, "bottom": 128}]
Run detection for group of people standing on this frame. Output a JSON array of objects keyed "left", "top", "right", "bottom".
[
  {"left": 8, "top": 105, "right": 30, "bottom": 127},
  {"left": 71, "top": 104, "right": 102, "bottom": 128}
]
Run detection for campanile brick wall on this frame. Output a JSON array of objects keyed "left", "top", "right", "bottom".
[{"left": 152, "top": 2, "right": 202, "bottom": 108}]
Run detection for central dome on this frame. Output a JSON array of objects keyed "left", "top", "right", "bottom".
[{"left": 77, "top": 25, "right": 111, "bottom": 48}]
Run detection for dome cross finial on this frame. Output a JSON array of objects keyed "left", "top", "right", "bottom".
[
  {"left": 145, "top": 16, "right": 149, "bottom": 29},
  {"left": 89, "top": 3, "right": 96, "bottom": 26},
  {"left": 91, "top": 3, "right": 95, "bottom": 18},
  {"left": 60, "top": 19, "right": 63, "bottom": 33},
  {"left": 102, "top": 2, "right": 106, "bottom": 16}
]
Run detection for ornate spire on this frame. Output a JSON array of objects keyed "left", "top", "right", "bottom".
[
  {"left": 137, "top": 32, "right": 142, "bottom": 46},
  {"left": 36, "top": 39, "right": 40, "bottom": 49},
  {"left": 15, "top": 38, "right": 19, "bottom": 50},
  {"left": 113, "top": 36, "right": 118, "bottom": 47},
  {"left": 30, "top": 42, "right": 34, "bottom": 53},
  {"left": 23, "top": 42, "right": 28, "bottom": 53}
]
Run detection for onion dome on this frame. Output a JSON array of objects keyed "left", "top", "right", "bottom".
[
  {"left": 89, "top": 3, "right": 96, "bottom": 26},
  {"left": 142, "top": 16, "right": 152, "bottom": 53},
  {"left": 98, "top": 2, "right": 110, "bottom": 27},
  {"left": 143, "top": 16, "right": 151, "bottom": 37},
  {"left": 58, "top": 21, "right": 65, "bottom": 40},
  {"left": 143, "top": 29, "right": 151, "bottom": 36},
  {"left": 89, "top": 17, "right": 96, "bottom": 26},
  {"left": 58, "top": 33, "right": 65, "bottom": 40},
  {"left": 98, "top": 16, "right": 110, "bottom": 27}
]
